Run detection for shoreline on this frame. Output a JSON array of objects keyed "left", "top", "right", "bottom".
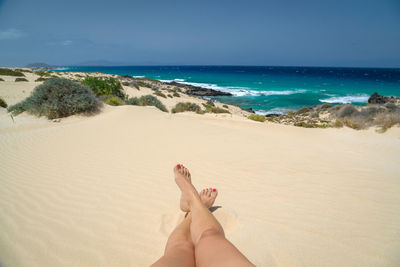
[{"left": 1, "top": 67, "right": 399, "bottom": 132}]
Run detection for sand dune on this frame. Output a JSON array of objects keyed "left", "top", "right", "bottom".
[{"left": 1, "top": 104, "right": 399, "bottom": 266}]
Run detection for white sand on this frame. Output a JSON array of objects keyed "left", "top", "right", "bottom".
[{"left": 1, "top": 74, "right": 400, "bottom": 266}]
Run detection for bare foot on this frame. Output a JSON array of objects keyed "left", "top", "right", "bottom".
[
  {"left": 200, "top": 188, "right": 218, "bottom": 209},
  {"left": 174, "top": 164, "right": 198, "bottom": 212}
]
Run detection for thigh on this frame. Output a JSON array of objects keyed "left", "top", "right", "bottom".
[
  {"left": 151, "top": 241, "right": 195, "bottom": 267},
  {"left": 195, "top": 230, "right": 254, "bottom": 267}
]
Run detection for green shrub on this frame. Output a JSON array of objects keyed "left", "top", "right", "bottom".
[
  {"left": 294, "top": 121, "right": 316, "bottom": 128},
  {"left": 15, "top": 77, "right": 28, "bottom": 82},
  {"left": 154, "top": 91, "right": 167, "bottom": 98},
  {"left": 126, "top": 97, "right": 140, "bottom": 105},
  {"left": 0, "top": 78, "right": 4, "bottom": 81},
  {"left": 172, "top": 102, "right": 203, "bottom": 114},
  {"left": 15, "top": 68, "right": 33, "bottom": 73},
  {"left": 0, "top": 97, "right": 7, "bottom": 108},
  {"left": 167, "top": 94, "right": 173, "bottom": 98},
  {"left": 336, "top": 104, "right": 358, "bottom": 118},
  {"left": 222, "top": 104, "right": 228, "bottom": 108},
  {"left": 210, "top": 107, "right": 230, "bottom": 114},
  {"left": 248, "top": 114, "right": 266, "bottom": 122},
  {"left": 35, "top": 77, "right": 47, "bottom": 82},
  {"left": 295, "top": 107, "right": 311, "bottom": 115},
  {"left": 104, "top": 96, "right": 124, "bottom": 106},
  {"left": 35, "top": 71, "right": 51, "bottom": 77},
  {"left": 126, "top": 95, "right": 168, "bottom": 112},
  {"left": 8, "top": 77, "right": 100, "bottom": 119},
  {"left": 0, "top": 68, "right": 25, "bottom": 77},
  {"left": 81, "top": 76, "right": 125, "bottom": 98},
  {"left": 173, "top": 92, "right": 180, "bottom": 97}
]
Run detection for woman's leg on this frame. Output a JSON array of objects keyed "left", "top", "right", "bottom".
[
  {"left": 151, "top": 187, "right": 218, "bottom": 267},
  {"left": 174, "top": 165, "right": 255, "bottom": 267},
  {"left": 151, "top": 214, "right": 195, "bottom": 267}
]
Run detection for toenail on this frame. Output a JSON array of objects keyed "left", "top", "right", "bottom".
[
  {"left": 213, "top": 189, "right": 216, "bottom": 192},
  {"left": 177, "top": 164, "right": 181, "bottom": 168}
]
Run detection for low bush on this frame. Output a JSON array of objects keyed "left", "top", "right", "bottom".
[
  {"left": 222, "top": 104, "right": 229, "bottom": 108},
  {"left": 15, "top": 78, "right": 28, "bottom": 82},
  {"left": 8, "top": 77, "right": 100, "bottom": 119},
  {"left": 0, "top": 78, "right": 4, "bottom": 81},
  {"left": 104, "top": 96, "right": 124, "bottom": 106},
  {"left": 172, "top": 102, "right": 203, "bottom": 114},
  {"left": 0, "top": 97, "right": 7, "bottom": 108},
  {"left": 126, "top": 95, "right": 168, "bottom": 112},
  {"left": 210, "top": 107, "right": 230, "bottom": 114},
  {"left": 35, "top": 77, "right": 47, "bottom": 82},
  {"left": 82, "top": 76, "right": 125, "bottom": 98},
  {"left": 154, "top": 91, "right": 167, "bottom": 98},
  {"left": 248, "top": 114, "right": 266, "bottom": 122},
  {"left": 173, "top": 92, "right": 180, "bottom": 97},
  {"left": 35, "top": 71, "right": 52, "bottom": 77},
  {"left": 375, "top": 112, "right": 400, "bottom": 132},
  {"left": 332, "top": 119, "right": 344, "bottom": 128},
  {"left": 15, "top": 68, "right": 33, "bottom": 73},
  {"left": 0, "top": 68, "right": 25, "bottom": 77},
  {"left": 295, "top": 107, "right": 311, "bottom": 115},
  {"left": 167, "top": 94, "right": 173, "bottom": 98},
  {"left": 126, "top": 97, "right": 140, "bottom": 105},
  {"left": 336, "top": 104, "right": 358, "bottom": 118}
]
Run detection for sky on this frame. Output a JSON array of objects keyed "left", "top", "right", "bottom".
[{"left": 0, "top": 0, "right": 399, "bottom": 67}]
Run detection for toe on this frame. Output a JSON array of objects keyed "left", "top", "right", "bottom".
[
  {"left": 212, "top": 188, "right": 218, "bottom": 197},
  {"left": 207, "top": 188, "right": 212, "bottom": 197}
]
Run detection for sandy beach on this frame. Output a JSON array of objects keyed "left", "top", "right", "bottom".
[{"left": 1, "top": 73, "right": 400, "bottom": 266}]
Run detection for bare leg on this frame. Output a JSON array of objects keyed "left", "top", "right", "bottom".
[
  {"left": 151, "top": 214, "right": 194, "bottom": 267},
  {"left": 151, "top": 186, "right": 218, "bottom": 267},
  {"left": 174, "top": 165, "right": 255, "bottom": 267}
]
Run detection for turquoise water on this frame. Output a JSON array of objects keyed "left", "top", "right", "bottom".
[{"left": 57, "top": 66, "right": 400, "bottom": 114}]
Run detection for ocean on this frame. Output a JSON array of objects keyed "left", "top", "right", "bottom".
[{"left": 57, "top": 66, "right": 400, "bottom": 115}]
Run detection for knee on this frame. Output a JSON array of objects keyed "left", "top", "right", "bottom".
[{"left": 197, "top": 228, "right": 224, "bottom": 244}]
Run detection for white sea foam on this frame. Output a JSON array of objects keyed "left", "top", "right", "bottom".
[
  {"left": 54, "top": 67, "right": 70, "bottom": 71},
  {"left": 159, "top": 79, "right": 308, "bottom": 97},
  {"left": 133, "top": 76, "right": 145, "bottom": 78},
  {"left": 319, "top": 94, "right": 369, "bottom": 104},
  {"left": 255, "top": 108, "right": 293, "bottom": 115}
]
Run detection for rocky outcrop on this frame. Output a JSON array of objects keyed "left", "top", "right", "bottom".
[
  {"left": 165, "top": 81, "right": 232, "bottom": 97},
  {"left": 368, "top": 92, "right": 388, "bottom": 104}
]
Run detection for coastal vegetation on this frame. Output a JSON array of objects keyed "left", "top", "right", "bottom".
[
  {"left": 0, "top": 97, "right": 7, "bottom": 108},
  {"left": 248, "top": 114, "right": 266, "bottom": 122},
  {"left": 15, "top": 77, "right": 29, "bottom": 82},
  {"left": 82, "top": 76, "right": 125, "bottom": 98},
  {"left": 35, "top": 71, "right": 52, "bottom": 77},
  {"left": 126, "top": 95, "right": 168, "bottom": 112},
  {"left": 8, "top": 77, "right": 100, "bottom": 119},
  {"left": 0, "top": 78, "right": 4, "bottom": 81},
  {"left": 35, "top": 77, "right": 48, "bottom": 82},
  {"left": 0, "top": 68, "right": 25, "bottom": 77},
  {"left": 264, "top": 94, "right": 400, "bottom": 132},
  {"left": 15, "top": 68, "right": 33, "bottom": 73},
  {"left": 171, "top": 102, "right": 203, "bottom": 114},
  {"left": 104, "top": 96, "right": 124, "bottom": 106},
  {"left": 153, "top": 91, "right": 167, "bottom": 98},
  {"left": 202, "top": 100, "right": 230, "bottom": 114}
]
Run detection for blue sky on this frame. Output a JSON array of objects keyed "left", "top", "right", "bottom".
[{"left": 0, "top": 0, "right": 399, "bottom": 67}]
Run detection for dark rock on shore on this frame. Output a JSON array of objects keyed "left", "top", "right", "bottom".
[
  {"left": 165, "top": 81, "right": 232, "bottom": 97},
  {"left": 265, "top": 113, "right": 282, "bottom": 117},
  {"left": 368, "top": 92, "right": 388, "bottom": 104},
  {"left": 243, "top": 107, "right": 255, "bottom": 113}
]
